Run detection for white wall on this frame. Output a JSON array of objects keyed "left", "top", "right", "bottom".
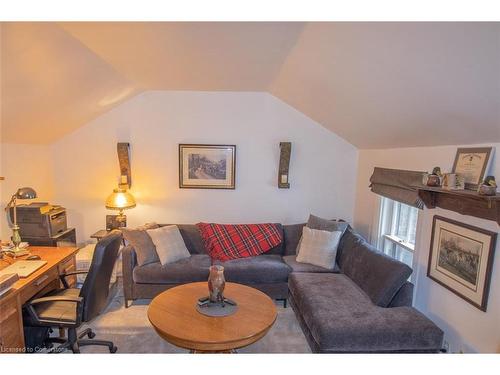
[
  {"left": 50, "top": 91, "right": 358, "bottom": 243},
  {"left": 354, "top": 143, "right": 500, "bottom": 353},
  {"left": 0, "top": 143, "right": 55, "bottom": 239}
]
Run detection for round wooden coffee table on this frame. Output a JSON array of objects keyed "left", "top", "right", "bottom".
[{"left": 147, "top": 282, "right": 277, "bottom": 353}]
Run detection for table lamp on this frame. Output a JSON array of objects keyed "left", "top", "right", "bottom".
[
  {"left": 4, "top": 187, "right": 37, "bottom": 257},
  {"left": 105, "top": 187, "right": 136, "bottom": 228}
]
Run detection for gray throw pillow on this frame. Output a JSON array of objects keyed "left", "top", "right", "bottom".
[
  {"left": 147, "top": 225, "right": 191, "bottom": 266},
  {"left": 307, "top": 214, "right": 348, "bottom": 233},
  {"left": 295, "top": 214, "right": 348, "bottom": 254},
  {"left": 122, "top": 223, "right": 160, "bottom": 266}
]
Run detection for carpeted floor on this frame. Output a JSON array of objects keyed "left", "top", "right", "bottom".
[{"left": 76, "top": 286, "right": 311, "bottom": 353}]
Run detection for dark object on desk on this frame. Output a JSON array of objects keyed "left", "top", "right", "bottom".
[
  {"left": 24, "top": 230, "right": 122, "bottom": 353},
  {"left": 26, "top": 255, "right": 41, "bottom": 261},
  {"left": 9, "top": 202, "right": 67, "bottom": 238},
  {"left": 23, "top": 227, "right": 77, "bottom": 247}
]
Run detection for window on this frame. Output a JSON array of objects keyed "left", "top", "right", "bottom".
[{"left": 377, "top": 197, "right": 418, "bottom": 268}]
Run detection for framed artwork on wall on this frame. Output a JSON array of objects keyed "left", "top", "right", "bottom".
[
  {"left": 427, "top": 215, "right": 497, "bottom": 311},
  {"left": 452, "top": 147, "right": 493, "bottom": 190},
  {"left": 179, "top": 144, "right": 236, "bottom": 189}
]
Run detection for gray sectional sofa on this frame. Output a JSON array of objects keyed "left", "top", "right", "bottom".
[{"left": 122, "top": 222, "right": 444, "bottom": 353}]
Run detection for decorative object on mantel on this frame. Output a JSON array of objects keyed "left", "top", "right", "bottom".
[
  {"left": 417, "top": 186, "right": 500, "bottom": 225},
  {"left": 195, "top": 265, "right": 239, "bottom": 317},
  {"left": 3, "top": 187, "right": 37, "bottom": 257},
  {"left": 278, "top": 142, "right": 292, "bottom": 188},
  {"left": 423, "top": 166, "right": 443, "bottom": 187},
  {"left": 105, "top": 187, "right": 136, "bottom": 229},
  {"left": 477, "top": 176, "right": 497, "bottom": 196},
  {"left": 179, "top": 144, "right": 236, "bottom": 189},
  {"left": 452, "top": 147, "right": 493, "bottom": 190},
  {"left": 117, "top": 142, "right": 132, "bottom": 189},
  {"left": 442, "top": 173, "right": 465, "bottom": 191},
  {"left": 427, "top": 215, "right": 497, "bottom": 312}
]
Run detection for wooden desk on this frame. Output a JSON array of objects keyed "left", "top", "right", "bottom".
[{"left": 0, "top": 247, "right": 78, "bottom": 353}]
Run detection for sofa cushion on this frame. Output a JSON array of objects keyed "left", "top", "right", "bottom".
[
  {"left": 338, "top": 227, "right": 412, "bottom": 307},
  {"left": 288, "top": 273, "right": 443, "bottom": 353},
  {"left": 283, "top": 223, "right": 305, "bottom": 256},
  {"left": 283, "top": 255, "right": 340, "bottom": 273},
  {"left": 221, "top": 255, "right": 291, "bottom": 284},
  {"left": 133, "top": 254, "right": 211, "bottom": 284},
  {"left": 307, "top": 214, "right": 349, "bottom": 233},
  {"left": 176, "top": 224, "right": 206, "bottom": 254},
  {"left": 147, "top": 225, "right": 191, "bottom": 265},
  {"left": 263, "top": 224, "right": 284, "bottom": 255},
  {"left": 296, "top": 227, "right": 343, "bottom": 270},
  {"left": 122, "top": 223, "right": 160, "bottom": 266}
]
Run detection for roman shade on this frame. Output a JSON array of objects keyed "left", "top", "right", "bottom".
[{"left": 369, "top": 167, "right": 425, "bottom": 208}]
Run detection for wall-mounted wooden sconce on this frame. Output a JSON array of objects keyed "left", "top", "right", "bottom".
[
  {"left": 117, "top": 142, "right": 132, "bottom": 189},
  {"left": 278, "top": 142, "right": 292, "bottom": 189}
]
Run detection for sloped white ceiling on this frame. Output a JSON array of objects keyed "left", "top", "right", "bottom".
[
  {"left": 270, "top": 22, "right": 500, "bottom": 149},
  {"left": 1, "top": 22, "right": 499, "bottom": 148},
  {"left": 59, "top": 22, "right": 305, "bottom": 91},
  {"left": 1, "top": 22, "right": 139, "bottom": 143}
]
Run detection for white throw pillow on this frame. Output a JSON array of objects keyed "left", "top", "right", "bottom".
[
  {"left": 146, "top": 225, "right": 191, "bottom": 265},
  {"left": 296, "top": 227, "right": 342, "bottom": 270}
]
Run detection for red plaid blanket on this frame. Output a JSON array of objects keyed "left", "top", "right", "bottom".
[{"left": 197, "top": 223, "right": 283, "bottom": 261}]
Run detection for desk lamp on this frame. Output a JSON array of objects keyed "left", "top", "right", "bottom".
[
  {"left": 105, "top": 187, "right": 136, "bottom": 228},
  {"left": 4, "top": 187, "right": 37, "bottom": 257}
]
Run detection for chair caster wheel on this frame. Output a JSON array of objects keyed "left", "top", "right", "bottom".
[
  {"left": 88, "top": 331, "right": 96, "bottom": 339},
  {"left": 110, "top": 346, "right": 118, "bottom": 353}
]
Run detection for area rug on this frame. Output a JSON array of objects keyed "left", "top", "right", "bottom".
[{"left": 78, "top": 288, "right": 311, "bottom": 353}]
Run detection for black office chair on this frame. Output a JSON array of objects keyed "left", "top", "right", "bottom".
[{"left": 24, "top": 231, "right": 122, "bottom": 353}]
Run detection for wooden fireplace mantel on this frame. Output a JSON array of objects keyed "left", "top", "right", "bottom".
[{"left": 418, "top": 187, "right": 500, "bottom": 225}]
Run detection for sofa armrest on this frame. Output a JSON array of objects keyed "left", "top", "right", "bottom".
[
  {"left": 388, "top": 281, "right": 414, "bottom": 307},
  {"left": 122, "top": 244, "right": 137, "bottom": 302}
]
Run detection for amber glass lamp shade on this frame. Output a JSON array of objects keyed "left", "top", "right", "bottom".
[{"left": 105, "top": 188, "right": 136, "bottom": 220}]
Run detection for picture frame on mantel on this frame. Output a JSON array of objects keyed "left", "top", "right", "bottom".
[
  {"left": 427, "top": 215, "right": 497, "bottom": 312},
  {"left": 452, "top": 147, "right": 493, "bottom": 190},
  {"left": 179, "top": 144, "right": 236, "bottom": 189}
]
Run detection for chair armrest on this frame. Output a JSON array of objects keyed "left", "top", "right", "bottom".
[
  {"left": 26, "top": 295, "right": 83, "bottom": 326},
  {"left": 121, "top": 245, "right": 137, "bottom": 301},
  {"left": 59, "top": 270, "right": 89, "bottom": 288},
  {"left": 30, "top": 295, "right": 83, "bottom": 305}
]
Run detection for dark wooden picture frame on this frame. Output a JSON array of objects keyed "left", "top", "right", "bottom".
[
  {"left": 427, "top": 215, "right": 497, "bottom": 311},
  {"left": 179, "top": 144, "right": 236, "bottom": 189},
  {"left": 452, "top": 147, "right": 493, "bottom": 190}
]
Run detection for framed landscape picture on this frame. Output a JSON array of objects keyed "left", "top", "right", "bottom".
[
  {"left": 179, "top": 144, "right": 236, "bottom": 189},
  {"left": 427, "top": 215, "right": 497, "bottom": 311},
  {"left": 452, "top": 147, "right": 493, "bottom": 190}
]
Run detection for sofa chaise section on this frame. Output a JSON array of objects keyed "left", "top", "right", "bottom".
[
  {"left": 288, "top": 227, "right": 444, "bottom": 353},
  {"left": 289, "top": 273, "right": 443, "bottom": 353}
]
